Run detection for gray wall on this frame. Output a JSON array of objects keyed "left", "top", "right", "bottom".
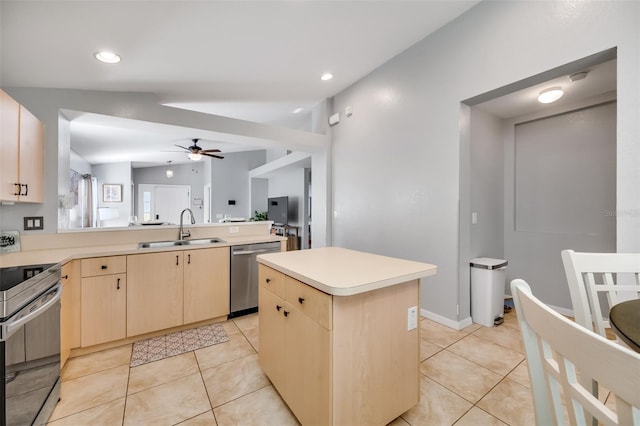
[
  {"left": 133, "top": 161, "right": 206, "bottom": 223},
  {"left": 504, "top": 100, "right": 617, "bottom": 310},
  {"left": 331, "top": 1, "right": 639, "bottom": 324},
  {"left": 268, "top": 167, "right": 310, "bottom": 249},
  {"left": 212, "top": 151, "right": 266, "bottom": 219},
  {"left": 92, "top": 162, "right": 132, "bottom": 227}
]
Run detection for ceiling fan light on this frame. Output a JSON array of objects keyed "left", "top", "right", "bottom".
[
  {"left": 188, "top": 152, "right": 202, "bottom": 161},
  {"left": 537, "top": 87, "right": 563, "bottom": 104}
]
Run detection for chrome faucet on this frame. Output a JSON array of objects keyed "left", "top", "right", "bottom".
[{"left": 179, "top": 208, "right": 196, "bottom": 240}]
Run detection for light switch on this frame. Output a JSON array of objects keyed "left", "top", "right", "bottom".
[
  {"left": 472, "top": 212, "right": 478, "bottom": 225},
  {"left": 407, "top": 306, "right": 418, "bottom": 331}
]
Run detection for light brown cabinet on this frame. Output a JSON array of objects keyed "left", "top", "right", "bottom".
[
  {"left": 127, "top": 247, "right": 230, "bottom": 336},
  {"left": 80, "top": 256, "right": 127, "bottom": 347},
  {"left": 259, "top": 268, "right": 332, "bottom": 425},
  {"left": 259, "top": 264, "right": 420, "bottom": 425},
  {"left": 60, "top": 260, "right": 81, "bottom": 367},
  {"left": 127, "top": 250, "right": 184, "bottom": 337},
  {"left": 0, "top": 89, "right": 44, "bottom": 203},
  {"left": 184, "top": 247, "right": 230, "bottom": 324}
]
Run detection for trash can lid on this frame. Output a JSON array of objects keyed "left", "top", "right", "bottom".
[{"left": 470, "top": 257, "right": 508, "bottom": 270}]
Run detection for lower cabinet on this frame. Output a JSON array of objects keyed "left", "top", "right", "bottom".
[
  {"left": 259, "top": 265, "right": 420, "bottom": 426},
  {"left": 81, "top": 273, "right": 127, "bottom": 347},
  {"left": 61, "top": 260, "right": 81, "bottom": 367},
  {"left": 80, "top": 256, "right": 127, "bottom": 348},
  {"left": 127, "top": 250, "right": 184, "bottom": 337},
  {"left": 184, "top": 247, "right": 230, "bottom": 323},
  {"left": 127, "top": 247, "right": 230, "bottom": 337},
  {"left": 259, "top": 270, "right": 332, "bottom": 425}
]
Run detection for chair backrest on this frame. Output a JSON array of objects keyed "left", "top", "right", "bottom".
[
  {"left": 561, "top": 249, "right": 640, "bottom": 337},
  {"left": 511, "top": 279, "right": 640, "bottom": 426}
]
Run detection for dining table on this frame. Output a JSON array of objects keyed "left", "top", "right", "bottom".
[{"left": 609, "top": 298, "right": 640, "bottom": 352}]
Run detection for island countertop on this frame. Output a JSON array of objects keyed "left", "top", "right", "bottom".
[{"left": 257, "top": 246, "right": 437, "bottom": 296}]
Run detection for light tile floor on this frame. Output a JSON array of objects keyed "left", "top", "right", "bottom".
[{"left": 45, "top": 309, "right": 563, "bottom": 425}]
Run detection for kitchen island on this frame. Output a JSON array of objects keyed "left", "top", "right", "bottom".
[{"left": 257, "top": 247, "right": 437, "bottom": 426}]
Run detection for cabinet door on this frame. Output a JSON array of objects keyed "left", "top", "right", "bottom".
[
  {"left": 184, "top": 247, "right": 230, "bottom": 324},
  {"left": 17, "top": 105, "right": 44, "bottom": 202},
  {"left": 60, "top": 261, "right": 81, "bottom": 367},
  {"left": 81, "top": 273, "right": 127, "bottom": 347},
  {"left": 0, "top": 90, "right": 20, "bottom": 201},
  {"left": 258, "top": 283, "right": 286, "bottom": 393},
  {"left": 127, "top": 251, "right": 184, "bottom": 337},
  {"left": 284, "top": 303, "right": 332, "bottom": 426}
]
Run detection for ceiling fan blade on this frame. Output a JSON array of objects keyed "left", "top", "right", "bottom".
[
  {"left": 201, "top": 152, "right": 224, "bottom": 159},
  {"left": 174, "top": 144, "right": 190, "bottom": 151},
  {"left": 200, "top": 148, "right": 221, "bottom": 153}
]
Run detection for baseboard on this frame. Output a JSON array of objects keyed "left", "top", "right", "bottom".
[{"left": 420, "top": 308, "right": 472, "bottom": 331}]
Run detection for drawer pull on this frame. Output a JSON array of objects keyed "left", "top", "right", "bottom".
[
  {"left": 117, "top": 278, "right": 121, "bottom": 290},
  {"left": 101, "top": 265, "right": 108, "bottom": 270},
  {"left": 266, "top": 278, "right": 271, "bottom": 283},
  {"left": 276, "top": 305, "right": 282, "bottom": 311},
  {"left": 62, "top": 275, "right": 69, "bottom": 280},
  {"left": 283, "top": 310, "right": 289, "bottom": 317},
  {"left": 298, "top": 297, "right": 305, "bottom": 304}
]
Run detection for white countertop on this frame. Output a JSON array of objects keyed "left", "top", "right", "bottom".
[
  {"left": 1, "top": 234, "right": 285, "bottom": 268},
  {"left": 257, "top": 247, "right": 437, "bottom": 296}
]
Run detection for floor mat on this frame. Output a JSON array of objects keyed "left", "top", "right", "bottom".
[{"left": 130, "top": 323, "right": 229, "bottom": 367}]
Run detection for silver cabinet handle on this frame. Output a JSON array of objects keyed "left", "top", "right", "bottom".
[{"left": 2, "top": 284, "right": 61, "bottom": 341}]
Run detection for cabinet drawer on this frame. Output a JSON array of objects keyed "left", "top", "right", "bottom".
[
  {"left": 259, "top": 264, "right": 285, "bottom": 298},
  {"left": 285, "top": 277, "right": 332, "bottom": 330},
  {"left": 81, "top": 256, "right": 126, "bottom": 277}
]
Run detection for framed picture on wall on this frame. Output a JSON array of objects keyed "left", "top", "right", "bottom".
[{"left": 103, "top": 184, "right": 122, "bottom": 202}]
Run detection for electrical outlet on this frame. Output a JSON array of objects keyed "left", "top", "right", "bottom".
[
  {"left": 24, "top": 216, "right": 43, "bottom": 230},
  {"left": 229, "top": 226, "right": 239, "bottom": 234},
  {"left": 407, "top": 306, "right": 418, "bottom": 331}
]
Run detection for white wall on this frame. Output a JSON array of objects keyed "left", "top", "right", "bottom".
[{"left": 331, "top": 1, "right": 639, "bottom": 324}]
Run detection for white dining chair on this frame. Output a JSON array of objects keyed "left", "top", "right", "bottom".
[
  {"left": 511, "top": 279, "right": 640, "bottom": 426},
  {"left": 561, "top": 249, "right": 640, "bottom": 338}
]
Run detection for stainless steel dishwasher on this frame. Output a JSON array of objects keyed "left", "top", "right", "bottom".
[{"left": 230, "top": 241, "right": 282, "bottom": 317}]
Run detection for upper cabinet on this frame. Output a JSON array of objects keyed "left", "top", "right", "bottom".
[{"left": 0, "top": 89, "right": 44, "bottom": 203}]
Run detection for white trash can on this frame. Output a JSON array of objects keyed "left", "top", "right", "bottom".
[{"left": 470, "top": 258, "right": 508, "bottom": 327}]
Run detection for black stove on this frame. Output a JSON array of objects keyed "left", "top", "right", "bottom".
[{"left": 0, "top": 263, "right": 60, "bottom": 321}]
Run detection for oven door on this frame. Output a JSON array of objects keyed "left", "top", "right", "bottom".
[{"left": 2, "top": 284, "right": 61, "bottom": 426}]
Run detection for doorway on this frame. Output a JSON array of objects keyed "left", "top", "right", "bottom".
[
  {"left": 137, "top": 184, "right": 191, "bottom": 224},
  {"left": 458, "top": 49, "right": 617, "bottom": 320}
]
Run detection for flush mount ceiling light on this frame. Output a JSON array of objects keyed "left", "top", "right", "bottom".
[
  {"left": 320, "top": 73, "right": 334, "bottom": 81},
  {"left": 165, "top": 161, "right": 174, "bottom": 178},
  {"left": 188, "top": 152, "right": 202, "bottom": 161},
  {"left": 537, "top": 87, "right": 564, "bottom": 104},
  {"left": 95, "top": 51, "right": 121, "bottom": 64}
]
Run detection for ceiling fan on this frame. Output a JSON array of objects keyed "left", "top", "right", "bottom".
[{"left": 174, "top": 138, "right": 224, "bottom": 160}]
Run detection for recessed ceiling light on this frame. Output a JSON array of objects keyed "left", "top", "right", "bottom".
[
  {"left": 95, "top": 51, "right": 121, "bottom": 64},
  {"left": 537, "top": 87, "right": 563, "bottom": 104},
  {"left": 292, "top": 108, "right": 304, "bottom": 114},
  {"left": 320, "top": 73, "right": 334, "bottom": 81}
]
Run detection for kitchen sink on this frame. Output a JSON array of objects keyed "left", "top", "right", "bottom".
[{"left": 138, "top": 237, "right": 226, "bottom": 249}]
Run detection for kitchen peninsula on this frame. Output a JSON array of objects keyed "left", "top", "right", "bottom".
[{"left": 257, "top": 247, "right": 437, "bottom": 426}]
